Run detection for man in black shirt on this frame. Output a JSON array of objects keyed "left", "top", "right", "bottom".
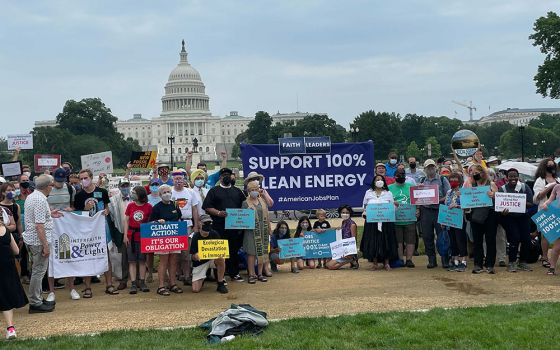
[
  {"left": 190, "top": 214, "right": 228, "bottom": 293},
  {"left": 202, "top": 168, "right": 245, "bottom": 282}
]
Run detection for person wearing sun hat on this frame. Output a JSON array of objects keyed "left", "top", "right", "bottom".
[{"left": 243, "top": 171, "right": 274, "bottom": 208}]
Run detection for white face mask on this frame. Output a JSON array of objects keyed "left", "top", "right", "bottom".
[
  {"left": 249, "top": 191, "right": 259, "bottom": 198},
  {"left": 341, "top": 213, "right": 350, "bottom": 220},
  {"left": 375, "top": 180, "right": 384, "bottom": 188},
  {"left": 161, "top": 193, "right": 172, "bottom": 202}
]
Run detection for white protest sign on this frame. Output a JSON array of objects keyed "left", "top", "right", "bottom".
[
  {"left": 108, "top": 177, "right": 142, "bottom": 190},
  {"left": 81, "top": 151, "right": 114, "bottom": 176},
  {"left": 414, "top": 189, "right": 436, "bottom": 198},
  {"left": 49, "top": 212, "right": 108, "bottom": 278},
  {"left": 330, "top": 237, "right": 357, "bottom": 260},
  {"left": 1, "top": 161, "right": 22, "bottom": 177},
  {"left": 7, "top": 134, "right": 33, "bottom": 150},
  {"left": 495, "top": 192, "right": 527, "bottom": 214}
]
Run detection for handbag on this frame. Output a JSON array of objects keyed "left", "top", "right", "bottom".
[{"left": 470, "top": 207, "right": 490, "bottom": 224}]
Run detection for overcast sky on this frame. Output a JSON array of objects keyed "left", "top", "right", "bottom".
[{"left": 1, "top": 0, "right": 559, "bottom": 136}]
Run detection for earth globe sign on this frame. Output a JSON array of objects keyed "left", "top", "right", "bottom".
[{"left": 451, "top": 129, "right": 480, "bottom": 158}]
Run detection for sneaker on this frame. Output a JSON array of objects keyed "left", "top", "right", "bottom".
[
  {"left": 6, "top": 326, "right": 16, "bottom": 340},
  {"left": 70, "top": 289, "right": 80, "bottom": 300},
  {"left": 455, "top": 263, "right": 466, "bottom": 272},
  {"left": 219, "top": 279, "right": 228, "bottom": 286},
  {"left": 472, "top": 266, "right": 484, "bottom": 274},
  {"left": 486, "top": 267, "right": 496, "bottom": 274},
  {"left": 507, "top": 262, "right": 517, "bottom": 273},
  {"left": 498, "top": 260, "right": 507, "bottom": 267},
  {"left": 216, "top": 281, "right": 229, "bottom": 294},
  {"left": 231, "top": 274, "right": 244, "bottom": 282},
  {"left": 54, "top": 280, "right": 65, "bottom": 289},
  {"left": 42, "top": 298, "right": 55, "bottom": 307},
  {"left": 139, "top": 279, "right": 150, "bottom": 292},
  {"left": 447, "top": 264, "right": 457, "bottom": 272},
  {"left": 129, "top": 282, "right": 138, "bottom": 295},
  {"left": 405, "top": 259, "right": 415, "bottom": 268},
  {"left": 517, "top": 262, "right": 533, "bottom": 272},
  {"left": 29, "top": 303, "right": 54, "bottom": 314},
  {"left": 46, "top": 292, "right": 56, "bottom": 302}
]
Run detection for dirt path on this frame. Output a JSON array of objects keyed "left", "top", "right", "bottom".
[{"left": 15, "top": 256, "right": 560, "bottom": 339}]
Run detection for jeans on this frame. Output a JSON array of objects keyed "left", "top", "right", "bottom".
[
  {"left": 501, "top": 215, "right": 532, "bottom": 263},
  {"left": 28, "top": 244, "right": 49, "bottom": 306},
  {"left": 420, "top": 207, "right": 442, "bottom": 261},
  {"left": 471, "top": 212, "right": 498, "bottom": 268}
]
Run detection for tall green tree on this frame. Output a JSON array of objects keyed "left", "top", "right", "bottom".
[
  {"left": 245, "top": 111, "right": 272, "bottom": 144},
  {"left": 425, "top": 136, "right": 442, "bottom": 159},
  {"left": 352, "top": 110, "right": 403, "bottom": 160},
  {"left": 530, "top": 11, "right": 560, "bottom": 98},
  {"left": 405, "top": 141, "right": 422, "bottom": 160}
]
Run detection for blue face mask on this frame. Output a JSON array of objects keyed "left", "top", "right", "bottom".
[
  {"left": 120, "top": 187, "right": 130, "bottom": 198},
  {"left": 194, "top": 179, "right": 205, "bottom": 188},
  {"left": 14, "top": 189, "right": 21, "bottom": 197},
  {"left": 390, "top": 159, "right": 397, "bottom": 165},
  {"left": 150, "top": 185, "right": 159, "bottom": 193}
]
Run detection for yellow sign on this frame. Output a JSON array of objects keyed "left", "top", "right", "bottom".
[{"left": 198, "top": 239, "right": 230, "bottom": 259}]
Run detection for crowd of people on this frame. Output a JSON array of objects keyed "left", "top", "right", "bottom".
[{"left": 0, "top": 149, "right": 557, "bottom": 340}]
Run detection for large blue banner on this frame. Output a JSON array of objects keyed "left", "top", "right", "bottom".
[{"left": 241, "top": 141, "right": 374, "bottom": 210}]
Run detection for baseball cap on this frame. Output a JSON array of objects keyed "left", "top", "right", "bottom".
[
  {"left": 423, "top": 159, "right": 436, "bottom": 167},
  {"left": 200, "top": 214, "right": 212, "bottom": 223},
  {"left": 53, "top": 168, "right": 67, "bottom": 182},
  {"left": 375, "top": 163, "right": 385, "bottom": 168},
  {"left": 119, "top": 178, "right": 130, "bottom": 187},
  {"left": 219, "top": 168, "right": 233, "bottom": 176}
]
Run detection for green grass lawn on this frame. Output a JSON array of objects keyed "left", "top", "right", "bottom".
[{"left": 6, "top": 302, "right": 559, "bottom": 349}]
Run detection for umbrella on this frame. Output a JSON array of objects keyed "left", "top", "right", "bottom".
[{"left": 497, "top": 161, "right": 537, "bottom": 177}]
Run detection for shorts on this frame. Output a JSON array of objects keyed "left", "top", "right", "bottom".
[
  {"left": 192, "top": 260, "right": 216, "bottom": 282},
  {"left": 395, "top": 224, "right": 416, "bottom": 245},
  {"left": 336, "top": 257, "right": 353, "bottom": 264},
  {"left": 127, "top": 241, "right": 146, "bottom": 263}
]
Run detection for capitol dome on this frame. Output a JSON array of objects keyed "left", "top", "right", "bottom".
[{"left": 161, "top": 40, "right": 210, "bottom": 116}]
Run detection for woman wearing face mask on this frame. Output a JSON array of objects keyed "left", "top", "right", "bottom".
[
  {"left": 190, "top": 169, "right": 209, "bottom": 217},
  {"left": 293, "top": 216, "right": 314, "bottom": 270},
  {"left": 147, "top": 181, "right": 161, "bottom": 206},
  {"left": 533, "top": 158, "right": 560, "bottom": 269},
  {"left": 268, "top": 221, "right": 298, "bottom": 273},
  {"left": 149, "top": 185, "right": 183, "bottom": 295},
  {"left": 242, "top": 177, "right": 272, "bottom": 283},
  {"left": 360, "top": 175, "right": 397, "bottom": 271},
  {"left": 445, "top": 173, "right": 468, "bottom": 272},
  {"left": 326, "top": 205, "right": 358, "bottom": 270},
  {"left": 0, "top": 183, "right": 24, "bottom": 269},
  {"left": 468, "top": 165, "right": 498, "bottom": 274}
]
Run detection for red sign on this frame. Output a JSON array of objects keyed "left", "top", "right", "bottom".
[
  {"left": 34, "top": 154, "right": 61, "bottom": 173},
  {"left": 410, "top": 185, "right": 439, "bottom": 205},
  {"left": 140, "top": 222, "right": 188, "bottom": 253}
]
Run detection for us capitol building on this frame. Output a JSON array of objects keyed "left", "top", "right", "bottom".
[{"left": 36, "top": 40, "right": 325, "bottom": 163}]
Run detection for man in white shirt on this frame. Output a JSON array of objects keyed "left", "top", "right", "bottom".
[
  {"left": 23, "top": 175, "right": 63, "bottom": 313},
  {"left": 171, "top": 171, "right": 200, "bottom": 285}
]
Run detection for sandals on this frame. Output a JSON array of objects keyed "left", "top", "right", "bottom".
[
  {"left": 547, "top": 268, "right": 556, "bottom": 275},
  {"left": 157, "top": 287, "right": 170, "bottom": 296},
  {"left": 384, "top": 264, "right": 391, "bottom": 271},
  {"left": 82, "top": 288, "right": 93, "bottom": 299},
  {"left": 248, "top": 275, "right": 257, "bottom": 284},
  {"left": 541, "top": 259, "right": 551, "bottom": 268},
  {"left": 257, "top": 275, "right": 268, "bottom": 282},
  {"left": 105, "top": 285, "right": 119, "bottom": 295},
  {"left": 169, "top": 284, "right": 183, "bottom": 294}
]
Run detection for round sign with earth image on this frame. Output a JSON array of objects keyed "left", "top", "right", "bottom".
[{"left": 451, "top": 129, "right": 480, "bottom": 158}]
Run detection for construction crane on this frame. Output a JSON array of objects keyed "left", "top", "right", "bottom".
[{"left": 452, "top": 100, "right": 477, "bottom": 121}]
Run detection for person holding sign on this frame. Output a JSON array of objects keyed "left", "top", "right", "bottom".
[
  {"left": 190, "top": 215, "right": 228, "bottom": 294},
  {"left": 417, "top": 159, "right": 451, "bottom": 269},
  {"left": 202, "top": 168, "right": 245, "bottom": 282},
  {"left": 269, "top": 221, "right": 298, "bottom": 273},
  {"left": 326, "top": 205, "right": 358, "bottom": 270},
  {"left": 388, "top": 168, "right": 416, "bottom": 268},
  {"left": 498, "top": 168, "right": 535, "bottom": 273},
  {"left": 467, "top": 165, "right": 498, "bottom": 274},
  {"left": 149, "top": 185, "right": 183, "bottom": 296},
  {"left": 444, "top": 173, "right": 468, "bottom": 272},
  {"left": 360, "top": 175, "right": 397, "bottom": 271},
  {"left": 242, "top": 177, "right": 272, "bottom": 284},
  {"left": 533, "top": 158, "right": 560, "bottom": 269},
  {"left": 293, "top": 217, "right": 315, "bottom": 270}
]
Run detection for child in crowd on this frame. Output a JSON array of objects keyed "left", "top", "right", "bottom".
[
  {"left": 124, "top": 186, "right": 153, "bottom": 294},
  {"left": 269, "top": 221, "right": 299, "bottom": 274},
  {"left": 445, "top": 173, "right": 468, "bottom": 272},
  {"left": 313, "top": 209, "right": 331, "bottom": 268},
  {"left": 190, "top": 214, "right": 228, "bottom": 294},
  {"left": 293, "top": 216, "right": 314, "bottom": 269}
]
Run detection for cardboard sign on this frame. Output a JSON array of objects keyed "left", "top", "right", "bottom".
[
  {"left": 278, "top": 237, "right": 305, "bottom": 259},
  {"left": 396, "top": 203, "right": 417, "bottom": 222},
  {"left": 460, "top": 186, "right": 493, "bottom": 209},
  {"left": 437, "top": 204, "right": 464, "bottom": 229},
  {"left": 410, "top": 185, "right": 439, "bottom": 205},
  {"left": 365, "top": 203, "right": 396, "bottom": 222},
  {"left": 0, "top": 161, "right": 22, "bottom": 177},
  {"left": 225, "top": 208, "right": 255, "bottom": 230},
  {"left": 129, "top": 151, "right": 158, "bottom": 169},
  {"left": 494, "top": 192, "right": 527, "bottom": 214},
  {"left": 34, "top": 154, "right": 61, "bottom": 173},
  {"left": 532, "top": 206, "right": 560, "bottom": 244},
  {"left": 330, "top": 237, "right": 358, "bottom": 260},
  {"left": 7, "top": 134, "right": 33, "bottom": 150},
  {"left": 198, "top": 239, "right": 230, "bottom": 259},
  {"left": 140, "top": 222, "right": 188, "bottom": 253},
  {"left": 81, "top": 151, "right": 114, "bottom": 176},
  {"left": 303, "top": 229, "right": 338, "bottom": 258}
]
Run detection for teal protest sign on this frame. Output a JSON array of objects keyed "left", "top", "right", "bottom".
[{"left": 460, "top": 186, "right": 493, "bottom": 209}]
